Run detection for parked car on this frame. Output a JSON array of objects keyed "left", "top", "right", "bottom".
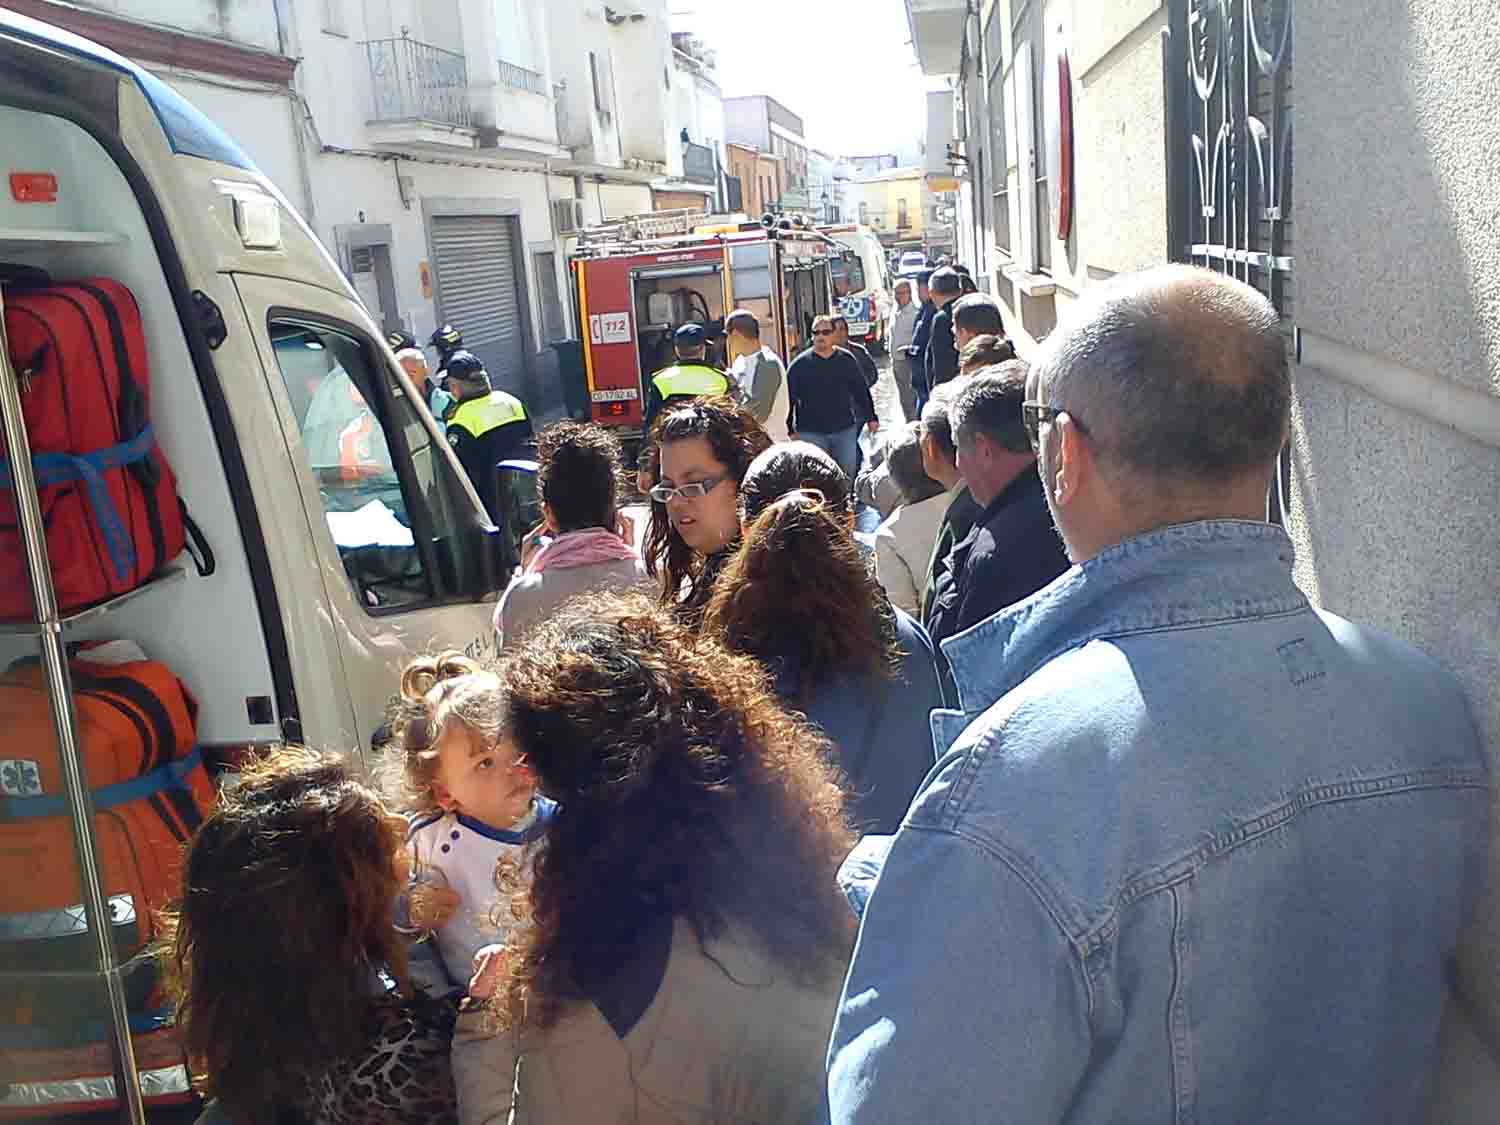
[{"left": 897, "top": 250, "right": 929, "bottom": 274}]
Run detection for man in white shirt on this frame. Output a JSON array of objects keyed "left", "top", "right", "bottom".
[
  {"left": 726, "top": 308, "right": 789, "bottom": 441},
  {"left": 887, "top": 279, "right": 920, "bottom": 422}
]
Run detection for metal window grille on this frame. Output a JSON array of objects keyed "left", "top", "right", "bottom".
[{"left": 499, "top": 60, "right": 548, "bottom": 96}]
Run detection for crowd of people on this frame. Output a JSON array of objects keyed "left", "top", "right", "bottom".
[{"left": 160, "top": 264, "right": 1488, "bottom": 1124}]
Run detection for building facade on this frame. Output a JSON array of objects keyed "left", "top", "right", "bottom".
[
  {"left": 910, "top": 0, "right": 1500, "bottom": 1115},
  {"left": 11, "top": 0, "right": 690, "bottom": 414},
  {"left": 724, "top": 94, "right": 810, "bottom": 212},
  {"left": 657, "top": 33, "right": 726, "bottom": 213},
  {"left": 854, "top": 167, "right": 929, "bottom": 252},
  {"left": 725, "top": 142, "right": 783, "bottom": 219}
]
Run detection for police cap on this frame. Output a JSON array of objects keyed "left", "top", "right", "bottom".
[
  {"left": 443, "top": 349, "right": 488, "bottom": 384},
  {"left": 674, "top": 323, "right": 706, "bottom": 348}
]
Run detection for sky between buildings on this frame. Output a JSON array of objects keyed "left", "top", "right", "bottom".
[{"left": 672, "top": 0, "right": 936, "bottom": 160}]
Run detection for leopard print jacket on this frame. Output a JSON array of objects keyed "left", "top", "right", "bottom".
[{"left": 298, "top": 990, "right": 459, "bottom": 1124}]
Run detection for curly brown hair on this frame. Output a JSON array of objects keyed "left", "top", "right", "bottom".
[
  {"left": 535, "top": 420, "right": 623, "bottom": 532},
  {"left": 703, "top": 443, "right": 899, "bottom": 699},
  {"left": 488, "top": 593, "right": 855, "bottom": 1031},
  {"left": 641, "top": 396, "right": 771, "bottom": 613},
  {"left": 157, "top": 747, "right": 406, "bottom": 1120},
  {"left": 378, "top": 651, "right": 508, "bottom": 814}
]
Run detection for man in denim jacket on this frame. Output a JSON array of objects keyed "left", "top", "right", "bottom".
[{"left": 826, "top": 266, "right": 1489, "bottom": 1124}]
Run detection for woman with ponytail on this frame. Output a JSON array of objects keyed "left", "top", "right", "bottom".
[{"left": 703, "top": 442, "right": 945, "bottom": 835}]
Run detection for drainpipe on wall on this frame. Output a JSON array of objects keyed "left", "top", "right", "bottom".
[{"left": 271, "top": 0, "right": 320, "bottom": 236}]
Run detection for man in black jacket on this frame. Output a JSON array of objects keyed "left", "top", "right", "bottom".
[
  {"left": 924, "top": 267, "right": 963, "bottom": 393},
  {"left": 786, "top": 314, "right": 878, "bottom": 479},
  {"left": 917, "top": 381, "right": 982, "bottom": 626},
  {"left": 926, "top": 362, "right": 1069, "bottom": 660},
  {"left": 832, "top": 315, "right": 880, "bottom": 388}
]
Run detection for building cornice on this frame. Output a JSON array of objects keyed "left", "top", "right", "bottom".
[{"left": 3, "top": 0, "right": 298, "bottom": 85}]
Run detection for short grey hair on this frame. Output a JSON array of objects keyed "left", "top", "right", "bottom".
[{"left": 1037, "top": 265, "right": 1289, "bottom": 482}]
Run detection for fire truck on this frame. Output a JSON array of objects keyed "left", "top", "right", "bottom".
[{"left": 568, "top": 210, "right": 840, "bottom": 444}]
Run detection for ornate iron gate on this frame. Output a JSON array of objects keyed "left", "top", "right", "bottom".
[
  {"left": 1167, "top": 0, "right": 1293, "bottom": 319},
  {"left": 1166, "top": 0, "right": 1294, "bottom": 519}
]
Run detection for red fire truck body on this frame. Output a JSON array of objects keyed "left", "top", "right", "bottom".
[{"left": 569, "top": 216, "right": 837, "bottom": 438}]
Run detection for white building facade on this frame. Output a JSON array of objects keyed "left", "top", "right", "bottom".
[{"left": 12, "top": 0, "right": 681, "bottom": 413}]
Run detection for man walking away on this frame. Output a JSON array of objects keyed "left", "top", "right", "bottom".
[
  {"left": 725, "top": 309, "right": 787, "bottom": 439},
  {"left": 832, "top": 316, "right": 880, "bottom": 389},
  {"left": 905, "top": 271, "right": 936, "bottom": 414},
  {"left": 786, "top": 314, "right": 878, "bottom": 480},
  {"left": 950, "top": 293, "right": 1006, "bottom": 353},
  {"left": 643, "top": 323, "right": 731, "bottom": 431},
  {"left": 827, "top": 265, "right": 1489, "bottom": 1124},
  {"left": 924, "top": 363, "right": 1070, "bottom": 667},
  {"left": 887, "top": 279, "right": 920, "bottom": 421},
  {"left": 923, "top": 267, "right": 963, "bottom": 393},
  {"left": 916, "top": 381, "right": 980, "bottom": 628},
  {"left": 444, "top": 350, "right": 533, "bottom": 524}
]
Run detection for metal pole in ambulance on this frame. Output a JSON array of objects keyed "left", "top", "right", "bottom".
[{"left": 0, "top": 290, "right": 147, "bottom": 1121}]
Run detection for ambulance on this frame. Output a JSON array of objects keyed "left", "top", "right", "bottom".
[
  {"left": 821, "top": 222, "right": 891, "bottom": 354},
  {"left": 0, "top": 11, "right": 536, "bottom": 1116},
  {"left": 569, "top": 211, "right": 839, "bottom": 446}
]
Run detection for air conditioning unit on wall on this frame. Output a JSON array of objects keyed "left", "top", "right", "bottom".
[{"left": 552, "top": 198, "right": 585, "bottom": 234}]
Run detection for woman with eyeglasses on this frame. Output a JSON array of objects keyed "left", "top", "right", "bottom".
[
  {"left": 702, "top": 442, "right": 944, "bottom": 837},
  {"left": 640, "top": 396, "right": 772, "bottom": 626}
]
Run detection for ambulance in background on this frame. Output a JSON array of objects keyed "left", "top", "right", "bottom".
[{"left": 822, "top": 223, "right": 891, "bottom": 354}]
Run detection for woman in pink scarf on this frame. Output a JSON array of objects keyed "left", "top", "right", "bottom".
[{"left": 494, "top": 423, "right": 650, "bottom": 648}]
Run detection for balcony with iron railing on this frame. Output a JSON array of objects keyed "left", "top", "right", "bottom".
[{"left": 364, "top": 33, "right": 474, "bottom": 148}]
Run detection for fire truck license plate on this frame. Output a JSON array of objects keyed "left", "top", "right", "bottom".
[{"left": 591, "top": 388, "right": 640, "bottom": 403}]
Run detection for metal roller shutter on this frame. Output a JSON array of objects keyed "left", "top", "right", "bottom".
[{"left": 430, "top": 214, "right": 527, "bottom": 389}]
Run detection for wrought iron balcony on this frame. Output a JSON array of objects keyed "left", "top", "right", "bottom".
[
  {"left": 683, "top": 141, "right": 716, "bottom": 185},
  {"left": 365, "top": 34, "right": 471, "bottom": 128}
]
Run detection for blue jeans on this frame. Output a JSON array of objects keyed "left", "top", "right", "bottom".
[{"left": 799, "top": 425, "right": 860, "bottom": 480}]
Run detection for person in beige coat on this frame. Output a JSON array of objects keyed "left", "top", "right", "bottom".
[
  {"left": 873, "top": 423, "right": 950, "bottom": 617},
  {"left": 453, "top": 595, "right": 855, "bottom": 1124}
]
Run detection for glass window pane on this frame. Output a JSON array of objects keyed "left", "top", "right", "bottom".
[{"left": 270, "top": 318, "right": 437, "bottom": 610}]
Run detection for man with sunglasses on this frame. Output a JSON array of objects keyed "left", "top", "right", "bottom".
[
  {"left": 923, "top": 361, "right": 1068, "bottom": 675},
  {"left": 827, "top": 266, "right": 1487, "bottom": 1124},
  {"left": 785, "top": 314, "right": 878, "bottom": 480}
]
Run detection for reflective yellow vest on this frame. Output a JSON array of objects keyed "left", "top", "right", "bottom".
[
  {"left": 449, "top": 390, "right": 528, "bottom": 437},
  {"left": 652, "top": 364, "right": 729, "bottom": 400}
]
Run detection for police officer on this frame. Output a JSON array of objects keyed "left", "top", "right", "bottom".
[
  {"left": 443, "top": 350, "right": 533, "bottom": 523},
  {"left": 643, "top": 323, "right": 731, "bottom": 431},
  {"left": 429, "top": 323, "right": 464, "bottom": 381}
]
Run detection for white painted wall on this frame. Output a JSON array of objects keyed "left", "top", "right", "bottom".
[
  {"left": 155, "top": 70, "right": 309, "bottom": 216},
  {"left": 546, "top": 0, "right": 622, "bottom": 164},
  {"left": 611, "top": 0, "right": 672, "bottom": 165},
  {"left": 97, "top": 0, "right": 282, "bottom": 51}
]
